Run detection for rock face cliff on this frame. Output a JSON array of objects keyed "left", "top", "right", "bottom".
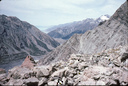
[
  {"left": 0, "top": 15, "right": 60, "bottom": 70},
  {"left": 39, "top": 1, "right": 128, "bottom": 65},
  {"left": 48, "top": 15, "right": 110, "bottom": 40}
]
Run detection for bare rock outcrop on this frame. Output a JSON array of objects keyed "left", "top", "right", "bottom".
[{"left": 21, "top": 56, "right": 36, "bottom": 69}]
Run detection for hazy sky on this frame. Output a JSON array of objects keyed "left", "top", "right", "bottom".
[{"left": 0, "top": 0, "right": 126, "bottom": 29}]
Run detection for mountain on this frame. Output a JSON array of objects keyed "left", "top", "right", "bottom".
[
  {"left": 47, "top": 15, "right": 110, "bottom": 40},
  {"left": 0, "top": 1, "right": 127, "bottom": 86},
  {"left": 54, "top": 38, "right": 67, "bottom": 45},
  {"left": 39, "top": 1, "right": 128, "bottom": 65},
  {"left": 0, "top": 15, "right": 60, "bottom": 70},
  {"left": 96, "top": 14, "right": 110, "bottom": 22}
]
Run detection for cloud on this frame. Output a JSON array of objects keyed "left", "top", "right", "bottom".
[{"left": 0, "top": 0, "right": 126, "bottom": 27}]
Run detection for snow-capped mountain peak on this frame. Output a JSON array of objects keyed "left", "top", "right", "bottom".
[
  {"left": 96, "top": 14, "right": 110, "bottom": 23},
  {"left": 100, "top": 15, "right": 109, "bottom": 21}
]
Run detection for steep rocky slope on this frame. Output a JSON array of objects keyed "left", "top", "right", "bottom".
[
  {"left": 48, "top": 15, "right": 110, "bottom": 40},
  {"left": 0, "top": 15, "right": 60, "bottom": 70},
  {"left": 39, "top": 1, "right": 128, "bottom": 65},
  {"left": 0, "top": 45, "right": 128, "bottom": 85},
  {"left": 54, "top": 38, "right": 66, "bottom": 45}
]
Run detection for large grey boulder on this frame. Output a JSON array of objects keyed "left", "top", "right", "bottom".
[
  {"left": 47, "top": 81, "right": 57, "bottom": 85},
  {"left": 33, "top": 66, "right": 50, "bottom": 79},
  {"left": 7, "top": 67, "right": 34, "bottom": 79},
  {"left": 24, "top": 77, "right": 39, "bottom": 86},
  {"left": 6, "top": 79, "right": 24, "bottom": 85},
  {"left": 121, "top": 53, "right": 128, "bottom": 62},
  {"left": 38, "top": 77, "right": 47, "bottom": 86}
]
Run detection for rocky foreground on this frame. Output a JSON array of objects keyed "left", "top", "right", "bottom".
[{"left": 0, "top": 45, "right": 128, "bottom": 86}]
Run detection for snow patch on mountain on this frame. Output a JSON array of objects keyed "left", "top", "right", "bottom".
[
  {"left": 100, "top": 15, "right": 109, "bottom": 21},
  {"left": 96, "top": 14, "right": 110, "bottom": 23}
]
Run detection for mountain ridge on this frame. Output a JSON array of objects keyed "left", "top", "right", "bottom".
[
  {"left": 0, "top": 15, "right": 60, "bottom": 70},
  {"left": 39, "top": 1, "right": 128, "bottom": 65},
  {"left": 47, "top": 15, "right": 110, "bottom": 40}
]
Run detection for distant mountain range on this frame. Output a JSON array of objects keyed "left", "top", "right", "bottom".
[
  {"left": 47, "top": 15, "right": 110, "bottom": 40},
  {"left": 0, "top": 15, "right": 60, "bottom": 70},
  {"left": 39, "top": 1, "right": 128, "bottom": 65}
]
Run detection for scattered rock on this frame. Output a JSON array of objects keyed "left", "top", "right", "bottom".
[
  {"left": 62, "top": 77, "right": 68, "bottom": 85},
  {"left": 121, "top": 53, "right": 128, "bottom": 62},
  {"left": 12, "top": 79, "right": 24, "bottom": 86},
  {"left": 24, "top": 77, "right": 39, "bottom": 86},
  {"left": 0, "top": 73, "right": 7, "bottom": 85},
  {"left": 78, "top": 62, "right": 88, "bottom": 69},
  {"left": 67, "top": 78, "right": 74, "bottom": 86},
  {"left": 38, "top": 77, "right": 47, "bottom": 86},
  {"left": 107, "top": 79, "right": 117, "bottom": 85},
  {"left": 1, "top": 46, "right": 128, "bottom": 85},
  {"left": 40, "top": 67, "right": 50, "bottom": 77},
  {"left": 51, "top": 68, "right": 67, "bottom": 78},
  {"left": 78, "top": 79, "right": 95, "bottom": 85},
  {"left": 47, "top": 81, "right": 57, "bottom": 85},
  {"left": 8, "top": 67, "right": 34, "bottom": 79},
  {"left": 96, "top": 80, "right": 106, "bottom": 85},
  {"left": 93, "top": 75, "right": 100, "bottom": 81},
  {"left": 0, "top": 68, "right": 6, "bottom": 74},
  {"left": 34, "top": 67, "right": 50, "bottom": 79}
]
